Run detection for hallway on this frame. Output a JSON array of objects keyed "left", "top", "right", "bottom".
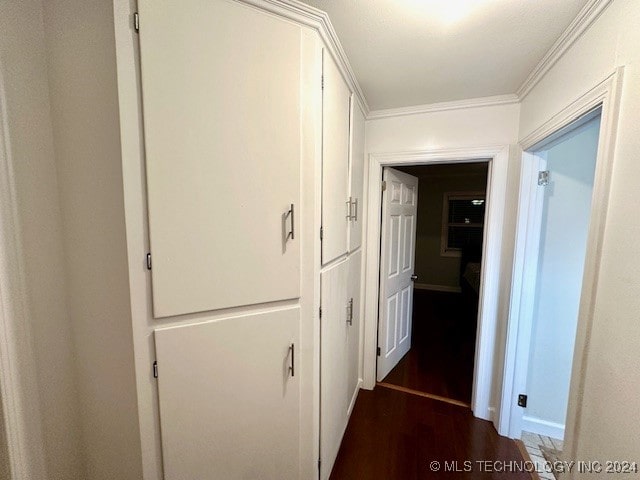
[{"left": 329, "top": 387, "right": 530, "bottom": 479}]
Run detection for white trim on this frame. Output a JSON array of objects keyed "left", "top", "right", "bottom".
[
  {"left": 363, "top": 145, "right": 510, "bottom": 427},
  {"left": 367, "top": 94, "right": 519, "bottom": 120},
  {"left": 522, "top": 416, "right": 565, "bottom": 441},
  {"left": 501, "top": 68, "right": 624, "bottom": 444},
  {"left": 0, "top": 60, "right": 47, "bottom": 479},
  {"left": 346, "top": 379, "right": 362, "bottom": 417},
  {"left": 237, "top": 0, "right": 369, "bottom": 115},
  {"left": 413, "top": 283, "right": 461, "bottom": 294},
  {"left": 517, "top": 0, "right": 614, "bottom": 100}
]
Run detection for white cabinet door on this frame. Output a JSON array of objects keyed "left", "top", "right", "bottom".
[
  {"left": 321, "top": 51, "right": 351, "bottom": 265},
  {"left": 138, "top": 0, "right": 301, "bottom": 317},
  {"left": 346, "top": 251, "right": 362, "bottom": 409},
  {"left": 348, "top": 105, "right": 366, "bottom": 252},
  {"left": 377, "top": 168, "right": 419, "bottom": 381},
  {"left": 154, "top": 308, "right": 300, "bottom": 480},
  {"left": 320, "top": 260, "right": 349, "bottom": 480}
]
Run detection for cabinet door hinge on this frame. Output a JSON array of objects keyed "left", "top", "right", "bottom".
[
  {"left": 377, "top": 346, "right": 381, "bottom": 356},
  {"left": 318, "top": 458, "right": 321, "bottom": 472},
  {"left": 321, "top": 75, "right": 324, "bottom": 90},
  {"left": 320, "top": 227, "right": 323, "bottom": 241},
  {"left": 133, "top": 12, "right": 140, "bottom": 32},
  {"left": 319, "top": 307, "right": 322, "bottom": 319},
  {"left": 382, "top": 180, "right": 387, "bottom": 192},
  {"left": 153, "top": 361, "right": 158, "bottom": 378},
  {"left": 146, "top": 253, "right": 152, "bottom": 270}
]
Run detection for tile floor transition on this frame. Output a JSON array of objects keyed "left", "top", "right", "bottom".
[{"left": 521, "top": 431, "right": 564, "bottom": 480}]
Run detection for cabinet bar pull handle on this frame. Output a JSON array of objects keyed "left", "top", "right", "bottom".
[
  {"left": 347, "top": 298, "right": 353, "bottom": 326},
  {"left": 286, "top": 204, "right": 295, "bottom": 241},
  {"left": 346, "top": 198, "right": 352, "bottom": 220},
  {"left": 352, "top": 198, "right": 358, "bottom": 221},
  {"left": 289, "top": 343, "right": 295, "bottom": 377}
]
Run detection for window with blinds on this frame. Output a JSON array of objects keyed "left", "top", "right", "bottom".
[{"left": 441, "top": 192, "right": 486, "bottom": 257}]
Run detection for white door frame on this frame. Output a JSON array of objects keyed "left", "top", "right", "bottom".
[
  {"left": 363, "top": 145, "right": 510, "bottom": 423},
  {"left": 0, "top": 62, "right": 47, "bottom": 479},
  {"left": 500, "top": 68, "right": 624, "bottom": 442}
]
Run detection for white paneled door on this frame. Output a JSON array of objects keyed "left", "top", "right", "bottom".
[
  {"left": 321, "top": 50, "right": 351, "bottom": 265},
  {"left": 348, "top": 105, "right": 365, "bottom": 252},
  {"left": 138, "top": 0, "right": 301, "bottom": 317},
  {"left": 377, "top": 168, "right": 419, "bottom": 382},
  {"left": 320, "top": 260, "right": 349, "bottom": 480},
  {"left": 154, "top": 308, "right": 300, "bottom": 479}
]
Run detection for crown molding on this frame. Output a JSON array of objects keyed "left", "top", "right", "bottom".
[
  {"left": 517, "top": 0, "right": 613, "bottom": 100},
  {"left": 237, "top": 0, "right": 370, "bottom": 115},
  {"left": 367, "top": 94, "right": 519, "bottom": 120}
]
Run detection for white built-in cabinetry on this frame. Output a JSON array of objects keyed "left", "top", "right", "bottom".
[
  {"left": 318, "top": 41, "right": 366, "bottom": 478},
  {"left": 116, "top": 0, "right": 366, "bottom": 478}
]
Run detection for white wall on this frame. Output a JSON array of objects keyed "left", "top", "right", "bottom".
[
  {"left": 0, "top": 1, "right": 84, "bottom": 478},
  {"left": 366, "top": 104, "right": 520, "bottom": 152},
  {"left": 366, "top": 104, "right": 521, "bottom": 416},
  {"left": 525, "top": 116, "right": 600, "bottom": 430},
  {"left": 43, "top": 0, "right": 143, "bottom": 478},
  {"left": 519, "top": 0, "right": 640, "bottom": 471}
]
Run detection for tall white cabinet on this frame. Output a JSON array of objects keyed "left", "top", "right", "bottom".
[{"left": 319, "top": 57, "right": 366, "bottom": 477}]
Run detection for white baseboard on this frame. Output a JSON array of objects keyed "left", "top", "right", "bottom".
[
  {"left": 414, "top": 283, "right": 462, "bottom": 293},
  {"left": 347, "top": 380, "right": 362, "bottom": 417},
  {"left": 522, "top": 415, "right": 565, "bottom": 440}
]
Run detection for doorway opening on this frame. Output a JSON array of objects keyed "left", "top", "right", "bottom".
[
  {"left": 376, "top": 163, "right": 489, "bottom": 406},
  {"left": 363, "top": 146, "right": 510, "bottom": 423},
  {"left": 508, "top": 109, "right": 602, "bottom": 473}
]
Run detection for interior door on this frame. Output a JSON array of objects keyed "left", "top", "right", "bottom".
[
  {"left": 320, "top": 260, "right": 349, "bottom": 480},
  {"left": 377, "top": 168, "right": 419, "bottom": 382},
  {"left": 138, "top": 0, "right": 301, "bottom": 317},
  {"left": 154, "top": 308, "right": 300, "bottom": 479},
  {"left": 321, "top": 50, "right": 351, "bottom": 265}
]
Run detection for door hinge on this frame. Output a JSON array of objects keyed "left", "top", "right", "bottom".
[
  {"left": 320, "top": 227, "right": 323, "bottom": 241},
  {"left": 538, "top": 170, "right": 550, "bottom": 186},
  {"left": 517, "top": 394, "right": 528, "bottom": 408},
  {"left": 377, "top": 346, "right": 381, "bottom": 356},
  {"left": 153, "top": 361, "right": 158, "bottom": 379},
  {"left": 382, "top": 180, "right": 387, "bottom": 192},
  {"left": 133, "top": 12, "right": 140, "bottom": 32},
  {"left": 146, "top": 253, "right": 152, "bottom": 270}
]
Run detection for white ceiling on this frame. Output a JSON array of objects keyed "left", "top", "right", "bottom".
[{"left": 302, "top": 0, "right": 590, "bottom": 110}]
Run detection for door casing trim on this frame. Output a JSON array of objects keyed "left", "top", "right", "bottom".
[
  {"left": 362, "top": 145, "right": 510, "bottom": 425},
  {"left": 501, "top": 68, "right": 624, "bottom": 449}
]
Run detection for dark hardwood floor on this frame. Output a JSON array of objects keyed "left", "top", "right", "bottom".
[
  {"left": 382, "top": 290, "right": 478, "bottom": 404},
  {"left": 330, "top": 387, "right": 530, "bottom": 479}
]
